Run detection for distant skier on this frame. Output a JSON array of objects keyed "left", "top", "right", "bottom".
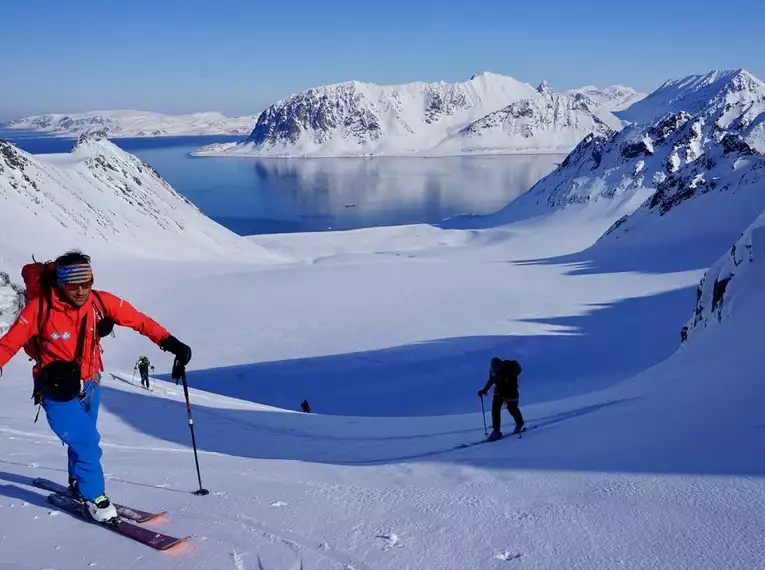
[
  {"left": 0, "top": 250, "right": 192, "bottom": 523},
  {"left": 134, "top": 355, "right": 154, "bottom": 389},
  {"left": 301, "top": 399, "right": 311, "bottom": 413},
  {"left": 477, "top": 357, "right": 525, "bottom": 441}
]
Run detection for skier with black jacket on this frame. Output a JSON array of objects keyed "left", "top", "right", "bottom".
[
  {"left": 134, "top": 355, "right": 154, "bottom": 390},
  {"left": 477, "top": 357, "right": 525, "bottom": 441}
]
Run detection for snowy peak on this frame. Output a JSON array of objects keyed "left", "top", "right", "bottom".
[
  {"left": 70, "top": 133, "right": 128, "bottom": 155},
  {"left": 469, "top": 71, "right": 502, "bottom": 80},
  {"left": 1, "top": 110, "right": 259, "bottom": 138},
  {"left": 196, "top": 73, "right": 623, "bottom": 157},
  {"left": 655, "top": 68, "right": 755, "bottom": 94},
  {"left": 617, "top": 68, "right": 765, "bottom": 127},
  {"left": 537, "top": 80, "right": 553, "bottom": 95}
]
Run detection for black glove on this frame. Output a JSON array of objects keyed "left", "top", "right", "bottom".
[
  {"left": 160, "top": 335, "right": 192, "bottom": 366},
  {"left": 477, "top": 389, "right": 487, "bottom": 397},
  {"left": 96, "top": 317, "right": 115, "bottom": 338}
]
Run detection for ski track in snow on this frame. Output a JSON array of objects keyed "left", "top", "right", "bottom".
[
  {"left": 234, "top": 513, "right": 372, "bottom": 570},
  {"left": 231, "top": 549, "right": 245, "bottom": 570},
  {"left": 199, "top": 511, "right": 369, "bottom": 570}
]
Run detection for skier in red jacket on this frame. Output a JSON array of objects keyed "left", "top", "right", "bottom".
[{"left": 0, "top": 251, "right": 192, "bottom": 523}]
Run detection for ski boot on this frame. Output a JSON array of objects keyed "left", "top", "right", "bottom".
[
  {"left": 68, "top": 477, "right": 82, "bottom": 500},
  {"left": 486, "top": 429, "right": 503, "bottom": 442},
  {"left": 84, "top": 494, "right": 119, "bottom": 523},
  {"left": 510, "top": 422, "right": 526, "bottom": 436}
]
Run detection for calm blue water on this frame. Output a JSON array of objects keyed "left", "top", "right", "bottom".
[{"left": 0, "top": 130, "right": 565, "bottom": 235}]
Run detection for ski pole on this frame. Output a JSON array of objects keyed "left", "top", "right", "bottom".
[
  {"left": 131, "top": 369, "right": 136, "bottom": 385},
  {"left": 479, "top": 394, "right": 488, "bottom": 436},
  {"left": 176, "top": 359, "right": 209, "bottom": 496}
]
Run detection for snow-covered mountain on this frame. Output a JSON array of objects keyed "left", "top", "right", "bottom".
[
  {"left": 433, "top": 81, "right": 618, "bottom": 154},
  {"left": 601, "top": 134, "right": 765, "bottom": 246},
  {"left": 615, "top": 69, "right": 765, "bottom": 128},
  {"left": 683, "top": 206, "right": 765, "bottom": 341},
  {"left": 504, "top": 69, "right": 765, "bottom": 234},
  {"left": 1, "top": 110, "right": 258, "bottom": 138},
  {"left": 0, "top": 135, "right": 279, "bottom": 262},
  {"left": 566, "top": 84, "right": 646, "bottom": 112},
  {"left": 194, "top": 73, "right": 623, "bottom": 157}
]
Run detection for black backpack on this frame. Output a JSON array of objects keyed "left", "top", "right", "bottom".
[{"left": 504, "top": 359, "right": 522, "bottom": 377}]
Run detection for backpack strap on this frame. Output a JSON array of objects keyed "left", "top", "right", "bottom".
[
  {"left": 33, "top": 292, "right": 53, "bottom": 368},
  {"left": 91, "top": 290, "right": 108, "bottom": 320},
  {"left": 73, "top": 313, "right": 88, "bottom": 365}
]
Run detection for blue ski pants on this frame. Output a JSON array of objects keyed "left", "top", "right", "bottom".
[{"left": 42, "top": 378, "right": 104, "bottom": 501}]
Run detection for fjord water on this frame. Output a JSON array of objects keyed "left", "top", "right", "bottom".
[{"left": 1, "top": 132, "right": 565, "bottom": 235}]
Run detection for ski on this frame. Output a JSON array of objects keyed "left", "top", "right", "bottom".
[
  {"left": 46, "top": 493, "right": 186, "bottom": 551},
  {"left": 456, "top": 426, "right": 530, "bottom": 449},
  {"left": 32, "top": 478, "right": 165, "bottom": 523}
]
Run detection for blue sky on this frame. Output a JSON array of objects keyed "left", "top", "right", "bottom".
[{"left": 1, "top": 0, "right": 764, "bottom": 120}]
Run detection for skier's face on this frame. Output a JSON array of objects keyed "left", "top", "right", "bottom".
[{"left": 61, "top": 280, "right": 93, "bottom": 307}]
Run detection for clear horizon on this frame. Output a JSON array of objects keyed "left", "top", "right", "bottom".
[{"left": 2, "top": 0, "right": 764, "bottom": 121}]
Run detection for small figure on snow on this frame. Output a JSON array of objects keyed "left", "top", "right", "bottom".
[
  {"left": 301, "top": 399, "right": 311, "bottom": 413},
  {"left": 134, "top": 355, "right": 154, "bottom": 390},
  {"left": 477, "top": 357, "right": 525, "bottom": 441}
]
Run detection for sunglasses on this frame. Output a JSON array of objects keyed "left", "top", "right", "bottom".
[{"left": 62, "top": 280, "right": 94, "bottom": 292}]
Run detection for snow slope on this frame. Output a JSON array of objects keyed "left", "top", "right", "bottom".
[
  {"left": 601, "top": 135, "right": 765, "bottom": 248},
  {"left": 193, "top": 73, "right": 621, "bottom": 157},
  {"left": 0, "top": 136, "right": 280, "bottom": 262},
  {"left": 1, "top": 110, "right": 258, "bottom": 138},
  {"left": 745, "top": 111, "right": 765, "bottom": 152},
  {"left": 684, "top": 206, "right": 765, "bottom": 339},
  {"left": 0, "top": 205, "right": 762, "bottom": 568},
  {"left": 434, "top": 82, "right": 617, "bottom": 155}
]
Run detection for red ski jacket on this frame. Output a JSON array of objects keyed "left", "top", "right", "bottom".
[{"left": 0, "top": 289, "right": 170, "bottom": 382}]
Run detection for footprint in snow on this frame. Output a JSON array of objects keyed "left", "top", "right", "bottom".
[
  {"left": 270, "top": 501, "right": 288, "bottom": 507},
  {"left": 495, "top": 551, "right": 523, "bottom": 562},
  {"left": 375, "top": 533, "right": 401, "bottom": 550}
]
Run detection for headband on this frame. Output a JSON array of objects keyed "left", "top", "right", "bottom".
[{"left": 57, "top": 263, "right": 94, "bottom": 286}]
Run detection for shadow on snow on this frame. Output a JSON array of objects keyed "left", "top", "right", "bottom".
[{"left": 147, "top": 287, "right": 694, "bottom": 417}]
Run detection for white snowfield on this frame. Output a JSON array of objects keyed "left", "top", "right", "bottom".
[
  {"left": 192, "top": 72, "right": 630, "bottom": 158},
  {"left": 1, "top": 110, "right": 259, "bottom": 138},
  {"left": 0, "top": 69, "right": 764, "bottom": 569}
]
